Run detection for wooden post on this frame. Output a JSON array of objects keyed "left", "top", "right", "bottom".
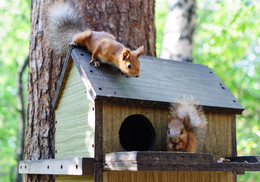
[{"left": 94, "top": 101, "right": 103, "bottom": 182}]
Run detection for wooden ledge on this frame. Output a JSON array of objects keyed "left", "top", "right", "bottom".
[
  {"left": 19, "top": 152, "right": 260, "bottom": 175},
  {"left": 19, "top": 158, "right": 94, "bottom": 175},
  {"left": 104, "top": 152, "right": 260, "bottom": 172}
]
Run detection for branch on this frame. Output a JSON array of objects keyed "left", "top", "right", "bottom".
[{"left": 14, "top": 55, "right": 29, "bottom": 182}]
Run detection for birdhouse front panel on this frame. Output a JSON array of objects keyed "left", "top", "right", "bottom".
[
  {"left": 102, "top": 103, "right": 235, "bottom": 160},
  {"left": 55, "top": 63, "right": 95, "bottom": 159},
  {"left": 102, "top": 103, "right": 168, "bottom": 154}
]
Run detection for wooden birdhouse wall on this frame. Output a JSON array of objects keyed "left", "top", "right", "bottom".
[
  {"left": 103, "top": 171, "right": 233, "bottom": 182},
  {"left": 102, "top": 103, "right": 168, "bottom": 154},
  {"left": 102, "top": 103, "right": 235, "bottom": 160},
  {"left": 55, "top": 63, "right": 95, "bottom": 159},
  {"left": 56, "top": 170, "right": 233, "bottom": 182},
  {"left": 204, "top": 113, "right": 236, "bottom": 160}
]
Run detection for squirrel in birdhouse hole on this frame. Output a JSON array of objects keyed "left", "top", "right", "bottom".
[
  {"left": 167, "top": 97, "right": 208, "bottom": 153},
  {"left": 45, "top": 1, "right": 143, "bottom": 78}
]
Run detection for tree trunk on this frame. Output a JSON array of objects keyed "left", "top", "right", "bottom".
[
  {"left": 160, "top": 0, "right": 196, "bottom": 62},
  {"left": 25, "top": 0, "right": 155, "bottom": 181}
]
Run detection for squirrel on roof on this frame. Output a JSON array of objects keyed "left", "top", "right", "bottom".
[{"left": 45, "top": 1, "right": 143, "bottom": 78}]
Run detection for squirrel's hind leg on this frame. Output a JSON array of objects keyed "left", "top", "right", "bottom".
[
  {"left": 185, "top": 132, "right": 197, "bottom": 153},
  {"left": 90, "top": 45, "right": 101, "bottom": 67},
  {"left": 70, "top": 30, "right": 92, "bottom": 46}
]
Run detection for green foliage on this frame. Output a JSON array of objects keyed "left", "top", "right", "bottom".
[
  {"left": 156, "top": 0, "right": 259, "bottom": 181},
  {"left": 194, "top": 0, "right": 259, "bottom": 151},
  {"left": 0, "top": 0, "right": 30, "bottom": 181},
  {"left": 0, "top": 0, "right": 259, "bottom": 181}
]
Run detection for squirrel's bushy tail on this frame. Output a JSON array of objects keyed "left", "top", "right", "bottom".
[
  {"left": 170, "top": 96, "right": 208, "bottom": 152},
  {"left": 45, "top": 1, "right": 83, "bottom": 55}
]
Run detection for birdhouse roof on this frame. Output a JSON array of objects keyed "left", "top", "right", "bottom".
[{"left": 53, "top": 47, "right": 244, "bottom": 114}]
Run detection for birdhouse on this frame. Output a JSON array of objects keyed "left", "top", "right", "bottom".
[{"left": 19, "top": 46, "right": 260, "bottom": 181}]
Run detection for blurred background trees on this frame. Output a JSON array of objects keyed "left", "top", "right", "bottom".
[
  {"left": 0, "top": 0, "right": 259, "bottom": 181},
  {"left": 0, "top": 0, "right": 30, "bottom": 181}
]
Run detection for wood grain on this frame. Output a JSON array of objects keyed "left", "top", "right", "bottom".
[
  {"left": 56, "top": 175, "right": 93, "bottom": 182},
  {"left": 102, "top": 103, "right": 169, "bottom": 155},
  {"left": 204, "top": 113, "right": 233, "bottom": 160},
  {"left": 94, "top": 101, "right": 103, "bottom": 182},
  {"left": 231, "top": 115, "right": 237, "bottom": 157},
  {"left": 55, "top": 64, "right": 95, "bottom": 158},
  {"left": 103, "top": 171, "right": 233, "bottom": 182}
]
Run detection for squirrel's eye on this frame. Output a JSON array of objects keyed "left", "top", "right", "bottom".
[
  {"left": 127, "top": 64, "right": 132, "bottom": 69},
  {"left": 180, "top": 130, "right": 183, "bottom": 135},
  {"left": 167, "top": 129, "right": 170, "bottom": 135}
]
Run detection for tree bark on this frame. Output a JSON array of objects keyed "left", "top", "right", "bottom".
[
  {"left": 160, "top": 0, "right": 196, "bottom": 62},
  {"left": 25, "top": 0, "right": 155, "bottom": 181}
]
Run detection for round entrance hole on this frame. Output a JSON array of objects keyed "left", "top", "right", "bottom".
[{"left": 119, "top": 114, "right": 155, "bottom": 151}]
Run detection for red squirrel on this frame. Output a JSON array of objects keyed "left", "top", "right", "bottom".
[
  {"left": 45, "top": 1, "right": 143, "bottom": 78},
  {"left": 167, "top": 97, "right": 208, "bottom": 153}
]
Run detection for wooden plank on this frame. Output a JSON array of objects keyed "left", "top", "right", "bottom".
[
  {"left": 71, "top": 48, "right": 97, "bottom": 100},
  {"left": 104, "top": 152, "right": 214, "bottom": 171},
  {"left": 71, "top": 48, "right": 244, "bottom": 114},
  {"left": 55, "top": 63, "right": 95, "bottom": 158},
  {"left": 104, "top": 160, "right": 260, "bottom": 172},
  {"left": 204, "top": 113, "right": 233, "bottom": 160},
  {"left": 94, "top": 162, "right": 103, "bottom": 182},
  {"left": 19, "top": 158, "right": 94, "bottom": 175},
  {"left": 231, "top": 115, "right": 237, "bottom": 157},
  {"left": 94, "top": 101, "right": 103, "bottom": 161},
  {"left": 18, "top": 154, "right": 260, "bottom": 178},
  {"left": 94, "top": 101, "right": 103, "bottom": 182},
  {"left": 105, "top": 151, "right": 214, "bottom": 164},
  {"left": 227, "top": 156, "right": 260, "bottom": 163},
  {"left": 103, "top": 171, "right": 233, "bottom": 182},
  {"left": 52, "top": 47, "right": 74, "bottom": 109},
  {"left": 56, "top": 175, "right": 94, "bottom": 182},
  {"left": 103, "top": 152, "right": 260, "bottom": 172}
]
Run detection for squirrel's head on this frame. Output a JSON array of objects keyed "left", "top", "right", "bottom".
[
  {"left": 167, "top": 115, "right": 188, "bottom": 151},
  {"left": 119, "top": 46, "right": 144, "bottom": 78}
]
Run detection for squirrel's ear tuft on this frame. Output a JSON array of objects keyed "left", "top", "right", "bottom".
[
  {"left": 134, "top": 46, "right": 144, "bottom": 58},
  {"left": 168, "top": 115, "right": 172, "bottom": 123},
  {"left": 123, "top": 49, "right": 130, "bottom": 60}
]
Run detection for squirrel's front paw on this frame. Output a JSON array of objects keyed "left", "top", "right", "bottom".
[
  {"left": 90, "top": 59, "right": 100, "bottom": 68},
  {"left": 175, "top": 143, "right": 182, "bottom": 150},
  {"left": 69, "top": 42, "right": 79, "bottom": 47}
]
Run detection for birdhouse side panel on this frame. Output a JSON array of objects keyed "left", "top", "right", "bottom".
[
  {"left": 55, "top": 63, "right": 95, "bottom": 158},
  {"left": 103, "top": 171, "right": 233, "bottom": 182}
]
